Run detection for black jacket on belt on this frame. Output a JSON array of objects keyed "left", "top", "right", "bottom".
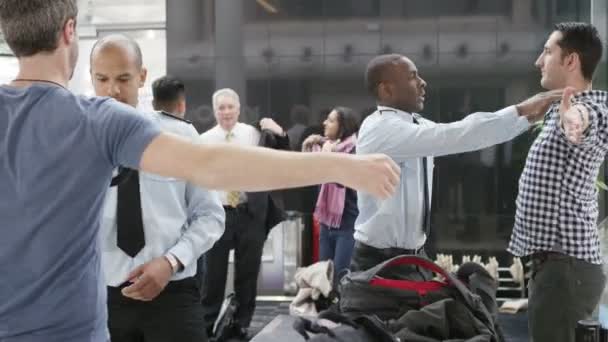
[{"left": 246, "top": 125, "right": 290, "bottom": 234}]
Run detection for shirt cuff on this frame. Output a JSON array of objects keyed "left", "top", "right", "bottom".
[
  {"left": 168, "top": 244, "right": 194, "bottom": 272},
  {"left": 501, "top": 105, "right": 531, "bottom": 131}
]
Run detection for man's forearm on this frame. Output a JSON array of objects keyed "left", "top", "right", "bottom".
[
  {"left": 432, "top": 106, "right": 531, "bottom": 157},
  {"left": 140, "top": 133, "right": 355, "bottom": 192},
  {"left": 168, "top": 219, "right": 224, "bottom": 269},
  {"left": 190, "top": 144, "right": 352, "bottom": 191},
  {"left": 170, "top": 185, "right": 226, "bottom": 267},
  {"left": 373, "top": 107, "right": 530, "bottom": 161}
]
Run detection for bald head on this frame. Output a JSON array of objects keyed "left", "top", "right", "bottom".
[
  {"left": 90, "top": 34, "right": 143, "bottom": 69},
  {"left": 90, "top": 34, "right": 147, "bottom": 108}
]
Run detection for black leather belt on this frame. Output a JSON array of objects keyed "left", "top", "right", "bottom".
[
  {"left": 223, "top": 203, "right": 248, "bottom": 212},
  {"left": 530, "top": 251, "right": 564, "bottom": 262},
  {"left": 355, "top": 241, "right": 424, "bottom": 258},
  {"left": 528, "top": 251, "right": 566, "bottom": 272}
]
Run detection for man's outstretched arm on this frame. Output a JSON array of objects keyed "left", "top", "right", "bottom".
[
  {"left": 358, "top": 90, "right": 562, "bottom": 162},
  {"left": 139, "top": 132, "right": 400, "bottom": 199}
]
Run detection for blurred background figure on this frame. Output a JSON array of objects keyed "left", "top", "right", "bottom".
[
  {"left": 287, "top": 104, "right": 311, "bottom": 151},
  {"left": 302, "top": 106, "right": 360, "bottom": 283},
  {"left": 151, "top": 74, "right": 186, "bottom": 117},
  {"left": 187, "top": 105, "right": 216, "bottom": 134},
  {"left": 199, "top": 88, "right": 290, "bottom": 340}
]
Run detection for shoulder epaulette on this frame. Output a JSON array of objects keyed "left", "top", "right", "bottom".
[{"left": 159, "top": 110, "right": 192, "bottom": 124}]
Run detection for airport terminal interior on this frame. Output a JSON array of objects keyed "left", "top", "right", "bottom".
[{"left": 2, "top": 0, "right": 608, "bottom": 341}]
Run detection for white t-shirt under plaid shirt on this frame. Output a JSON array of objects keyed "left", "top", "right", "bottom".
[{"left": 508, "top": 90, "right": 608, "bottom": 264}]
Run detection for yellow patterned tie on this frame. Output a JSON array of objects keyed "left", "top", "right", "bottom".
[{"left": 225, "top": 131, "right": 240, "bottom": 208}]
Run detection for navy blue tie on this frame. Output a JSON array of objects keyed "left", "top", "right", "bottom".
[
  {"left": 116, "top": 169, "right": 145, "bottom": 257},
  {"left": 412, "top": 116, "right": 431, "bottom": 236}
]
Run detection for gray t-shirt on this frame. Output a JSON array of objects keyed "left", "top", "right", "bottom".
[{"left": 0, "top": 84, "right": 161, "bottom": 341}]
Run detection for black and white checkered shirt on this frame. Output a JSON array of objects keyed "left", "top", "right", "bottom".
[{"left": 508, "top": 90, "right": 608, "bottom": 264}]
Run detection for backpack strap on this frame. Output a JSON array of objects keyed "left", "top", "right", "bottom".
[
  {"left": 293, "top": 317, "right": 336, "bottom": 340},
  {"left": 363, "top": 255, "right": 486, "bottom": 315}
]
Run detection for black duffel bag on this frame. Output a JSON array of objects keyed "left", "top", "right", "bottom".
[{"left": 339, "top": 255, "right": 497, "bottom": 335}]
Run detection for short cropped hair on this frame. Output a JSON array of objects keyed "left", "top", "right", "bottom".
[
  {"left": 0, "top": 0, "right": 78, "bottom": 57},
  {"left": 152, "top": 75, "right": 185, "bottom": 111},
  {"left": 364, "top": 54, "right": 404, "bottom": 98},
  {"left": 554, "top": 22, "right": 603, "bottom": 81}
]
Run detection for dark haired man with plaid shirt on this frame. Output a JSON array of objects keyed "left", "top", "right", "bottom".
[{"left": 508, "top": 22, "right": 607, "bottom": 342}]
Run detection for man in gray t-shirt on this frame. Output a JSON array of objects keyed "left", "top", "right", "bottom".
[
  {"left": 0, "top": 86, "right": 161, "bottom": 340},
  {"left": 0, "top": 1, "right": 400, "bottom": 341}
]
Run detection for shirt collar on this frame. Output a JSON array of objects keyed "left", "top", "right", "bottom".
[
  {"left": 546, "top": 90, "right": 608, "bottom": 118},
  {"left": 217, "top": 122, "right": 239, "bottom": 136},
  {"left": 377, "top": 105, "right": 419, "bottom": 122},
  {"left": 573, "top": 90, "right": 607, "bottom": 103}
]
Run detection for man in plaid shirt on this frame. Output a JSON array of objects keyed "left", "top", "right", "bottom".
[{"left": 508, "top": 22, "right": 607, "bottom": 341}]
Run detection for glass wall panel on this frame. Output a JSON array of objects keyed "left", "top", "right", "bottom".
[
  {"left": 0, "top": 33, "right": 17, "bottom": 83},
  {"left": 592, "top": 0, "right": 608, "bottom": 220},
  {"left": 78, "top": 0, "right": 166, "bottom": 25}
]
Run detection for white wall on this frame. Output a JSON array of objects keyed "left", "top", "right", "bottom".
[{"left": 0, "top": 57, "right": 18, "bottom": 84}]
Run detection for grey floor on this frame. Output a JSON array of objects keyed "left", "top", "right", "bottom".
[{"left": 231, "top": 301, "right": 529, "bottom": 342}]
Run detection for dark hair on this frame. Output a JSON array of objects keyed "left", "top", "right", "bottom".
[
  {"left": 332, "top": 106, "right": 360, "bottom": 140},
  {"left": 290, "top": 104, "right": 311, "bottom": 125},
  {"left": 365, "top": 54, "right": 403, "bottom": 98},
  {"left": 0, "top": 0, "right": 78, "bottom": 57},
  {"left": 152, "top": 75, "right": 186, "bottom": 111},
  {"left": 554, "top": 22, "right": 603, "bottom": 81},
  {"left": 90, "top": 34, "right": 143, "bottom": 69}
]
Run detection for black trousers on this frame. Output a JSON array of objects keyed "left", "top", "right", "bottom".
[
  {"left": 107, "top": 277, "right": 207, "bottom": 342},
  {"left": 349, "top": 241, "right": 432, "bottom": 281},
  {"left": 201, "top": 205, "right": 266, "bottom": 331}
]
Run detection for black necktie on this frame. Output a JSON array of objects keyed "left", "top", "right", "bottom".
[
  {"left": 116, "top": 169, "right": 145, "bottom": 257},
  {"left": 413, "top": 116, "right": 431, "bottom": 236}
]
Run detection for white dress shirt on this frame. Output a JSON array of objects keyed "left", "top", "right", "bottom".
[
  {"left": 100, "top": 111, "right": 225, "bottom": 286},
  {"left": 199, "top": 122, "right": 261, "bottom": 206},
  {"left": 355, "top": 105, "right": 530, "bottom": 249}
]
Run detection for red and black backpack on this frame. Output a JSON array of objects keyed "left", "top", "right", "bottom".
[{"left": 338, "top": 255, "right": 498, "bottom": 334}]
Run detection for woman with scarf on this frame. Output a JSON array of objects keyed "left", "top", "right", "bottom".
[{"left": 302, "top": 107, "right": 360, "bottom": 284}]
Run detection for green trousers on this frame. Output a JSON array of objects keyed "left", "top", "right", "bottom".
[{"left": 528, "top": 252, "right": 606, "bottom": 342}]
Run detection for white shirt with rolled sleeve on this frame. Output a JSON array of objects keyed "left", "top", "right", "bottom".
[
  {"left": 100, "top": 111, "right": 226, "bottom": 286},
  {"left": 355, "top": 105, "right": 530, "bottom": 250}
]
